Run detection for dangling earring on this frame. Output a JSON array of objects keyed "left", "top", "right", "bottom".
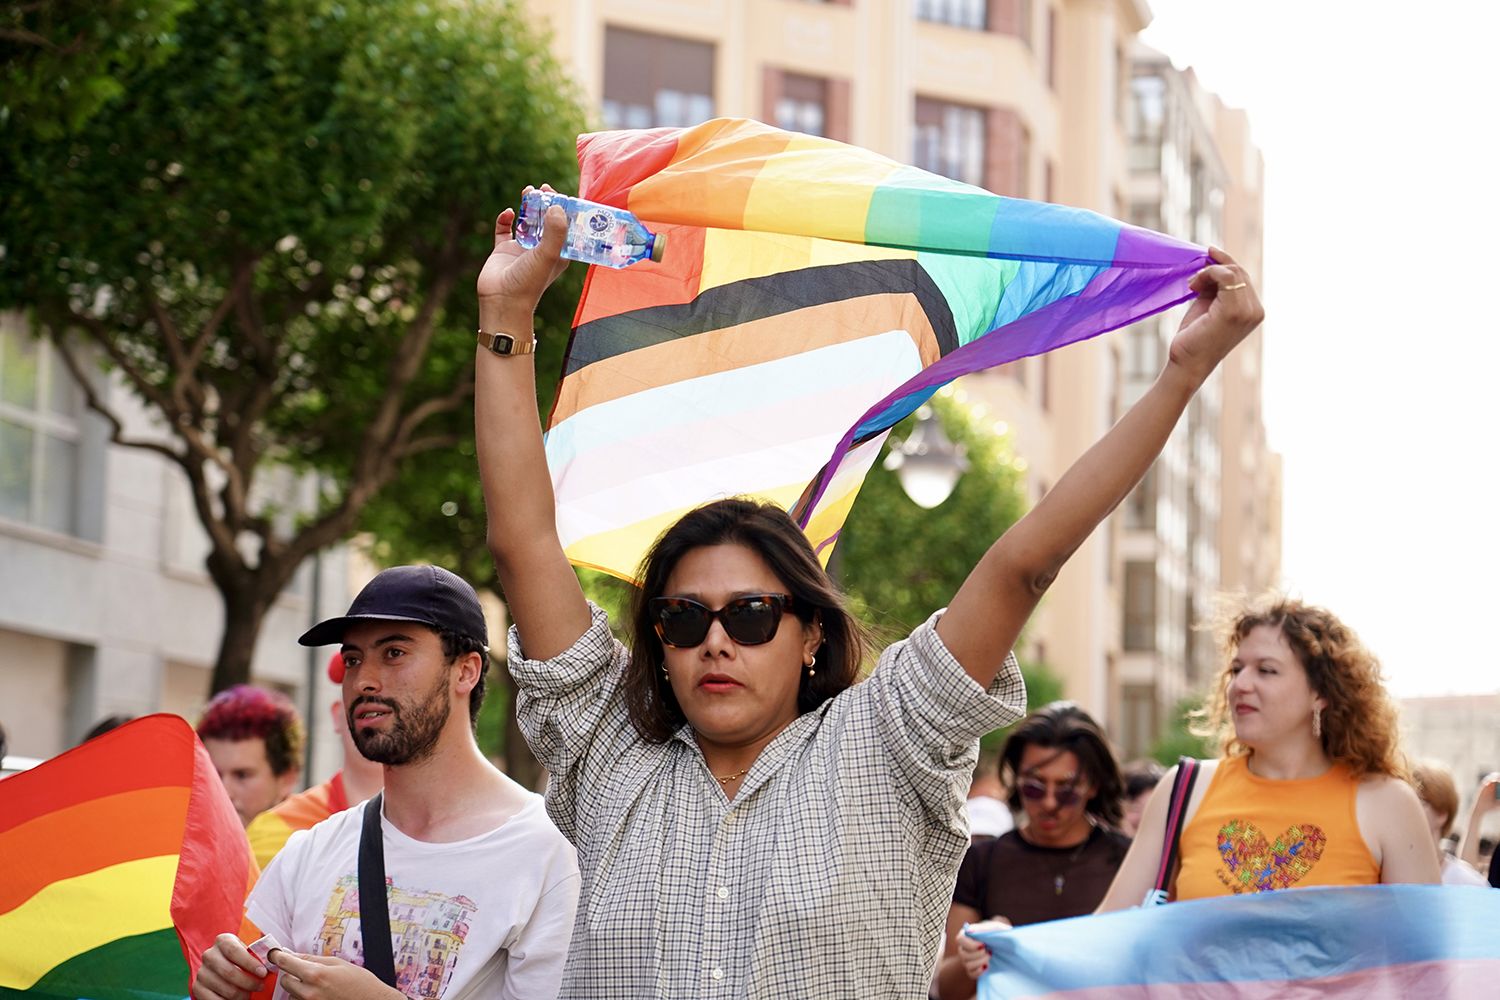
[
  {"left": 806, "top": 654, "right": 817, "bottom": 677},
  {"left": 1312, "top": 705, "right": 1323, "bottom": 740},
  {"left": 661, "top": 662, "right": 669, "bottom": 679}
]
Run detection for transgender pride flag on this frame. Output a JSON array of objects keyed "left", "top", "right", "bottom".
[{"left": 972, "top": 885, "right": 1500, "bottom": 998}]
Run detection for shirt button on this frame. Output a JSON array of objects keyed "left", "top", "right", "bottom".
[
  {"left": 716, "top": 886, "right": 729, "bottom": 900},
  {"left": 711, "top": 967, "right": 724, "bottom": 981}
]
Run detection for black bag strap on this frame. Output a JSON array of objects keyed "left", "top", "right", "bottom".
[
  {"left": 1144, "top": 756, "right": 1200, "bottom": 905},
  {"left": 358, "top": 792, "right": 398, "bottom": 985}
]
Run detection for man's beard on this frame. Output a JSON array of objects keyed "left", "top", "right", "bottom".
[{"left": 348, "top": 670, "right": 451, "bottom": 766}]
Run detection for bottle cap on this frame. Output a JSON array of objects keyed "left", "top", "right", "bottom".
[{"left": 649, "top": 231, "right": 667, "bottom": 263}]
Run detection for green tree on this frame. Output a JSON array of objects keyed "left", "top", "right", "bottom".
[
  {"left": 2, "top": 0, "right": 195, "bottom": 138},
  {"left": 838, "top": 392, "right": 1029, "bottom": 637},
  {"left": 1149, "top": 696, "right": 1217, "bottom": 764},
  {"left": 0, "top": 0, "right": 587, "bottom": 694}
]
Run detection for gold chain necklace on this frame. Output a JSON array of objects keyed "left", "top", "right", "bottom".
[{"left": 714, "top": 766, "right": 750, "bottom": 786}]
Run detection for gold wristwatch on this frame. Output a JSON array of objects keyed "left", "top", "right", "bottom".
[{"left": 477, "top": 328, "right": 536, "bottom": 356}]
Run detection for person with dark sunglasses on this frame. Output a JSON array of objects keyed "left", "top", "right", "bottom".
[
  {"left": 938, "top": 702, "right": 1129, "bottom": 1000},
  {"left": 474, "top": 190, "right": 1264, "bottom": 999}
]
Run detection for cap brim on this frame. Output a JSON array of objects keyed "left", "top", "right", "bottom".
[{"left": 297, "top": 613, "right": 439, "bottom": 648}]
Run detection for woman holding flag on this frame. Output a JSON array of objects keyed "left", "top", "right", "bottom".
[{"left": 475, "top": 189, "right": 1263, "bottom": 998}]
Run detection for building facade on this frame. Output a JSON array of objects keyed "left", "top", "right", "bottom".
[
  {"left": 0, "top": 317, "right": 346, "bottom": 777},
  {"left": 1107, "top": 46, "right": 1282, "bottom": 756}
]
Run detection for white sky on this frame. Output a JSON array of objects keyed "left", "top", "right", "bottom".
[{"left": 1140, "top": 1, "right": 1500, "bottom": 697}]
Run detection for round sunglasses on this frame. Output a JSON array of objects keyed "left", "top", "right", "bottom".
[
  {"left": 649, "top": 593, "right": 798, "bottom": 648},
  {"left": 1017, "top": 778, "right": 1085, "bottom": 807}
]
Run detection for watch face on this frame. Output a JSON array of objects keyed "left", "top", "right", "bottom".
[{"left": 482, "top": 331, "right": 532, "bottom": 356}]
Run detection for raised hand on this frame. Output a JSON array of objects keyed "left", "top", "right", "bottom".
[
  {"left": 1168, "top": 247, "right": 1265, "bottom": 384},
  {"left": 477, "top": 184, "right": 570, "bottom": 331}
]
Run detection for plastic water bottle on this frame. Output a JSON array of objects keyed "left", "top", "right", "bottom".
[{"left": 515, "top": 190, "right": 667, "bottom": 269}]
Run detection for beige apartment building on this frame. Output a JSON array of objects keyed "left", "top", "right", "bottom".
[{"left": 521, "top": 0, "right": 1278, "bottom": 745}]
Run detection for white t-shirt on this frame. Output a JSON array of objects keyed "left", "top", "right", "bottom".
[{"left": 247, "top": 794, "right": 579, "bottom": 1000}]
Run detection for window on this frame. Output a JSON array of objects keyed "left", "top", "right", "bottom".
[
  {"left": 916, "top": 0, "right": 987, "bottom": 30},
  {"left": 602, "top": 27, "right": 715, "bottom": 130},
  {"left": 913, "top": 98, "right": 986, "bottom": 187},
  {"left": 1125, "top": 465, "right": 1157, "bottom": 530},
  {"left": 1125, "top": 321, "right": 1161, "bottom": 379},
  {"left": 774, "top": 73, "right": 829, "bottom": 137},
  {"left": 1123, "top": 560, "right": 1156, "bottom": 651},
  {"left": 0, "top": 318, "right": 81, "bottom": 535}
]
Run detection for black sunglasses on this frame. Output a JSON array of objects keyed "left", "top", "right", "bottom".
[
  {"left": 649, "top": 594, "right": 798, "bottom": 648},
  {"left": 1018, "top": 778, "right": 1084, "bottom": 807}
]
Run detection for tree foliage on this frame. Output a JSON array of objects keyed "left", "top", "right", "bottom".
[
  {"left": 837, "top": 392, "right": 1030, "bottom": 638},
  {"left": 1149, "top": 696, "right": 1218, "bottom": 764},
  {"left": 0, "top": 0, "right": 587, "bottom": 692},
  {"left": 2, "top": 0, "right": 195, "bottom": 138}
]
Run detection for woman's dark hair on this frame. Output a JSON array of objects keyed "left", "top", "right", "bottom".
[
  {"left": 625, "top": 498, "right": 874, "bottom": 742},
  {"left": 1000, "top": 701, "right": 1125, "bottom": 827}
]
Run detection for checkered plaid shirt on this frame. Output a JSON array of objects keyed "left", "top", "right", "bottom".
[{"left": 510, "top": 603, "right": 1025, "bottom": 999}]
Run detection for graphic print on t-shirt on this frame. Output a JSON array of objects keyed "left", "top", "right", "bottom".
[
  {"left": 318, "top": 874, "right": 478, "bottom": 998},
  {"left": 1215, "top": 819, "right": 1326, "bottom": 893}
]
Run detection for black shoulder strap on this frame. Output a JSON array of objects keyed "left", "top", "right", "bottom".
[
  {"left": 358, "top": 792, "right": 397, "bottom": 986},
  {"left": 1145, "top": 756, "right": 1200, "bottom": 904}
]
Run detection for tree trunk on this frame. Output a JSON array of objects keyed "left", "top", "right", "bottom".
[{"left": 209, "top": 588, "right": 273, "bottom": 695}]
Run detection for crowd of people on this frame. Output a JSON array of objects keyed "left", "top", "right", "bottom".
[{"left": 5, "top": 191, "right": 1496, "bottom": 1000}]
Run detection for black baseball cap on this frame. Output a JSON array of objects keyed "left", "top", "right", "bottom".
[{"left": 298, "top": 565, "right": 488, "bottom": 649}]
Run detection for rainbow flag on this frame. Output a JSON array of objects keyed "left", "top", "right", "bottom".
[
  {"left": 972, "top": 884, "right": 1500, "bottom": 998},
  {"left": 546, "top": 118, "right": 1207, "bottom": 580},
  {"left": 0, "top": 714, "right": 261, "bottom": 999}
]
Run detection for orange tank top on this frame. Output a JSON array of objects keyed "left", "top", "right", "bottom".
[{"left": 1174, "top": 755, "right": 1379, "bottom": 900}]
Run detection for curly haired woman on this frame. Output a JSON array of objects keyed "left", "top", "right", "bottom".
[{"left": 1098, "top": 596, "right": 1438, "bottom": 906}]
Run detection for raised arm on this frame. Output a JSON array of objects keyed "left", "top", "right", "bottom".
[
  {"left": 476, "top": 193, "right": 592, "bottom": 658},
  {"left": 1457, "top": 773, "right": 1499, "bottom": 868},
  {"left": 937, "top": 250, "right": 1264, "bottom": 686}
]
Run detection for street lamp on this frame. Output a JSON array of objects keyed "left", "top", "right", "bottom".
[{"left": 883, "top": 405, "right": 969, "bottom": 509}]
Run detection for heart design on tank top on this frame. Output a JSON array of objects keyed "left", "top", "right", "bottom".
[{"left": 1216, "top": 820, "right": 1326, "bottom": 893}]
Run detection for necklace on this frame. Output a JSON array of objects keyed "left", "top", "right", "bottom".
[
  {"left": 1051, "top": 834, "right": 1094, "bottom": 895},
  {"left": 714, "top": 766, "right": 749, "bottom": 786},
  {"left": 1020, "top": 826, "right": 1095, "bottom": 896}
]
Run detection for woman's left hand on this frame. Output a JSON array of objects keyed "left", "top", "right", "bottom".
[
  {"left": 269, "top": 952, "right": 404, "bottom": 1000},
  {"left": 1168, "top": 247, "right": 1265, "bottom": 384},
  {"left": 959, "top": 917, "right": 1012, "bottom": 980}
]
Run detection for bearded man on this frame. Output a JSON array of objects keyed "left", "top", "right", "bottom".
[{"left": 192, "top": 565, "right": 579, "bottom": 1000}]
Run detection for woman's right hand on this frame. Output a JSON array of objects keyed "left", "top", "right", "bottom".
[
  {"left": 1475, "top": 773, "right": 1500, "bottom": 815},
  {"left": 477, "top": 185, "right": 570, "bottom": 328},
  {"left": 959, "top": 918, "right": 1012, "bottom": 980}
]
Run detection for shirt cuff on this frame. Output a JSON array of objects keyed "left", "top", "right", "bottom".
[
  {"left": 904, "top": 609, "right": 1027, "bottom": 742},
  {"left": 506, "top": 601, "right": 619, "bottom": 692}
]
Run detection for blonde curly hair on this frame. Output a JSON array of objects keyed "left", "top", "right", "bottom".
[{"left": 1192, "top": 595, "right": 1406, "bottom": 780}]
